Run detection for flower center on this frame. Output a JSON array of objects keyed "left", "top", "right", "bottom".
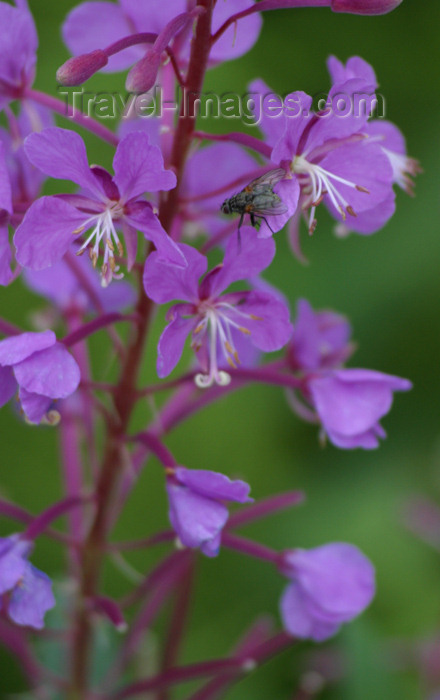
[
  {"left": 75, "top": 202, "right": 125, "bottom": 286},
  {"left": 191, "top": 300, "right": 259, "bottom": 389},
  {"left": 292, "top": 155, "right": 368, "bottom": 233}
]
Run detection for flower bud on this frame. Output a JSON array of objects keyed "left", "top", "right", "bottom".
[
  {"left": 332, "top": 0, "right": 403, "bottom": 14},
  {"left": 125, "top": 49, "right": 161, "bottom": 94},
  {"left": 56, "top": 50, "right": 108, "bottom": 86}
]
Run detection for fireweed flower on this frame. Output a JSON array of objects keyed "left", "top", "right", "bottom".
[
  {"left": 251, "top": 67, "right": 396, "bottom": 237},
  {"left": 143, "top": 228, "right": 293, "bottom": 388},
  {"left": 279, "top": 543, "right": 375, "bottom": 641},
  {"left": 286, "top": 300, "right": 411, "bottom": 449},
  {"left": 0, "top": 1, "right": 37, "bottom": 110},
  {"left": 62, "top": 0, "right": 262, "bottom": 75},
  {"left": 166, "top": 466, "right": 252, "bottom": 557},
  {"left": 0, "top": 534, "right": 55, "bottom": 629},
  {"left": 0, "top": 330, "right": 80, "bottom": 424},
  {"left": 14, "top": 127, "right": 185, "bottom": 285}
]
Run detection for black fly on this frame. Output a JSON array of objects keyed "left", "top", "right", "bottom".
[{"left": 221, "top": 168, "right": 288, "bottom": 245}]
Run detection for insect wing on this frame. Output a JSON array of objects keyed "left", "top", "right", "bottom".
[
  {"left": 250, "top": 192, "right": 288, "bottom": 217},
  {"left": 246, "top": 167, "right": 287, "bottom": 193}
]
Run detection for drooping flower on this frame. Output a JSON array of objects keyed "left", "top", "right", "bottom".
[
  {"left": 14, "top": 127, "right": 185, "bottom": 285},
  {"left": 143, "top": 228, "right": 293, "bottom": 387},
  {"left": 0, "top": 329, "right": 80, "bottom": 424},
  {"left": 0, "top": 534, "right": 55, "bottom": 629},
  {"left": 279, "top": 543, "right": 375, "bottom": 641},
  {"left": 166, "top": 466, "right": 252, "bottom": 557},
  {"left": 62, "top": 0, "right": 262, "bottom": 75},
  {"left": 0, "top": 1, "right": 37, "bottom": 110},
  {"left": 285, "top": 300, "right": 411, "bottom": 449}
]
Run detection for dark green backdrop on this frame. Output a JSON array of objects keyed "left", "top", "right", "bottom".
[{"left": 1, "top": 1, "right": 439, "bottom": 698}]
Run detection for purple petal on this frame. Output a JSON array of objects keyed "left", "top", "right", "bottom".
[
  {"left": 144, "top": 243, "right": 206, "bottom": 304},
  {"left": 0, "top": 141, "right": 12, "bottom": 214},
  {"left": 124, "top": 201, "right": 186, "bottom": 268},
  {"left": 291, "top": 299, "right": 352, "bottom": 370},
  {"left": 24, "top": 128, "right": 103, "bottom": 198},
  {"left": 0, "top": 366, "right": 17, "bottom": 407},
  {"left": 14, "top": 343, "right": 80, "bottom": 399},
  {"left": 174, "top": 467, "right": 252, "bottom": 503},
  {"left": 327, "top": 55, "right": 378, "bottom": 91},
  {"left": 232, "top": 290, "right": 293, "bottom": 352},
  {"left": 284, "top": 543, "right": 375, "bottom": 619},
  {"left": 118, "top": 117, "right": 161, "bottom": 149},
  {"left": 0, "top": 536, "right": 28, "bottom": 595},
  {"left": 120, "top": 0, "right": 187, "bottom": 34},
  {"left": 325, "top": 424, "right": 384, "bottom": 450},
  {"left": 271, "top": 92, "right": 313, "bottom": 163},
  {"left": 320, "top": 141, "right": 394, "bottom": 219},
  {"left": 257, "top": 178, "right": 300, "bottom": 238},
  {"left": 0, "top": 221, "right": 13, "bottom": 286},
  {"left": 204, "top": 228, "right": 275, "bottom": 297},
  {"left": 340, "top": 192, "right": 396, "bottom": 235},
  {"left": 18, "top": 388, "right": 52, "bottom": 424},
  {"left": 248, "top": 79, "right": 287, "bottom": 148},
  {"left": 0, "top": 330, "right": 55, "bottom": 367},
  {"left": 0, "top": 3, "right": 37, "bottom": 103},
  {"left": 14, "top": 196, "right": 87, "bottom": 270},
  {"left": 62, "top": 1, "right": 140, "bottom": 72},
  {"left": 166, "top": 482, "right": 228, "bottom": 557},
  {"left": 210, "top": 0, "right": 262, "bottom": 62},
  {"left": 366, "top": 119, "right": 406, "bottom": 155},
  {"left": 157, "top": 312, "right": 196, "bottom": 378},
  {"left": 8, "top": 564, "right": 55, "bottom": 629},
  {"left": 113, "top": 132, "right": 176, "bottom": 202},
  {"left": 309, "top": 369, "right": 411, "bottom": 438},
  {"left": 280, "top": 582, "right": 341, "bottom": 641}
]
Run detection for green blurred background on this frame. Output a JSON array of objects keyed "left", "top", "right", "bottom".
[{"left": 1, "top": 1, "right": 439, "bottom": 697}]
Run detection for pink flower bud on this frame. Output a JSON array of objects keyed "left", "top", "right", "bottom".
[
  {"left": 332, "top": 0, "right": 403, "bottom": 14},
  {"left": 125, "top": 49, "right": 161, "bottom": 94},
  {"left": 56, "top": 50, "right": 108, "bottom": 86}
]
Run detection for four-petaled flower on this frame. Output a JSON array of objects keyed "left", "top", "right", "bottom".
[
  {"left": 279, "top": 543, "right": 375, "bottom": 641},
  {"left": 14, "top": 127, "right": 185, "bottom": 286},
  {"left": 0, "top": 534, "right": 55, "bottom": 629},
  {"left": 143, "top": 228, "right": 293, "bottom": 387},
  {"left": 166, "top": 466, "right": 252, "bottom": 557},
  {"left": 0, "top": 330, "right": 80, "bottom": 424}
]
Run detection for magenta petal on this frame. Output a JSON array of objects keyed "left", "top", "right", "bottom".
[
  {"left": 0, "top": 537, "right": 28, "bottom": 594},
  {"left": 285, "top": 544, "right": 375, "bottom": 618},
  {"left": 144, "top": 243, "right": 206, "bottom": 304},
  {"left": 327, "top": 55, "right": 378, "bottom": 90},
  {"left": 0, "top": 222, "right": 13, "bottom": 286},
  {"left": 236, "top": 291, "right": 293, "bottom": 351},
  {"left": 0, "top": 366, "right": 17, "bottom": 407},
  {"left": 120, "top": 0, "right": 187, "bottom": 34},
  {"left": 344, "top": 192, "right": 396, "bottom": 235},
  {"left": 62, "top": 1, "right": 140, "bottom": 72},
  {"left": 325, "top": 425, "right": 383, "bottom": 450},
  {"left": 366, "top": 119, "right": 406, "bottom": 155},
  {"left": 0, "top": 330, "right": 55, "bottom": 367},
  {"left": 210, "top": 0, "right": 262, "bottom": 62},
  {"left": 157, "top": 313, "right": 196, "bottom": 378},
  {"left": 206, "top": 227, "right": 275, "bottom": 297},
  {"left": 8, "top": 564, "right": 55, "bottom": 629},
  {"left": 271, "top": 92, "right": 313, "bottom": 163},
  {"left": 174, "top": 467, "right": 252, "bottom": 503},
  {"left": 309, "top": 369, "right": 412, "bottom": 437},
  {"left": 14, "top": 197, "right": 87, "bottom": 270},
  {"left": 125, "top": 201, "right": 186, "bottom": 268},
  {"left": 0, "top": 3, "right": 37, "bottom": 100},
  {"left": 18, "top": 388, "right": 52, "bottom": 424},
  {"left": 167, "top": 482, "right": 228, "bottom": 556},
  {"left": 14, "top": 343, "right": 80, "bottom": 398},
  {"left": 0, "top": 141, "right": 12, "bottom": 214},
  {"left": 248, "top": 79, "right": 287, "bottom": 148},
  {"left": 257, "top": 178, "right": 300, "bottom": 238},
  {"left": 113, "top": 132, "right": 176, "bottom": 202},
  {"left": 24, "top": 128, "right": 103, "bottom": 197},
  {"left": 280, "top": 582, "right": 340, "bottom": 641}
]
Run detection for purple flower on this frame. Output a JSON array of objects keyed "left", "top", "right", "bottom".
[
  {"left": 23, "top": 253, "right": 135, "bottom": 314},
  {"left": 166, "top": 466, "right": 252, "bottom": 557},
  {"left": 308, "top": 369, "right": 412, "bottom": 449},
  {"left": 288, "top": 299, "right": 354, "bottom": 371},
  {"left": 62, "top": 0, "right": 261, "bottom": 74},
  {"left": 0, "top": 535, "right": 55, "bottom": 629},
  {"left": 279, "top": 543, "right": 375, "bottom": 641},
  {"left": 0, "top": 329, "right": 80, "bottom": 423},
  {"left": 143, "top": 228, "right": 293, "bottom": 387},
  {"left": 14, "top": 127, "right": 185, "bottom": 286},
  {"left": 0, "top": 1, "right": 37, "bottom": 110}
]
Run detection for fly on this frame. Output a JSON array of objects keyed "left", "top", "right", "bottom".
[{"left": 221, "top": 168, "right": 288, "bottom": 244}]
